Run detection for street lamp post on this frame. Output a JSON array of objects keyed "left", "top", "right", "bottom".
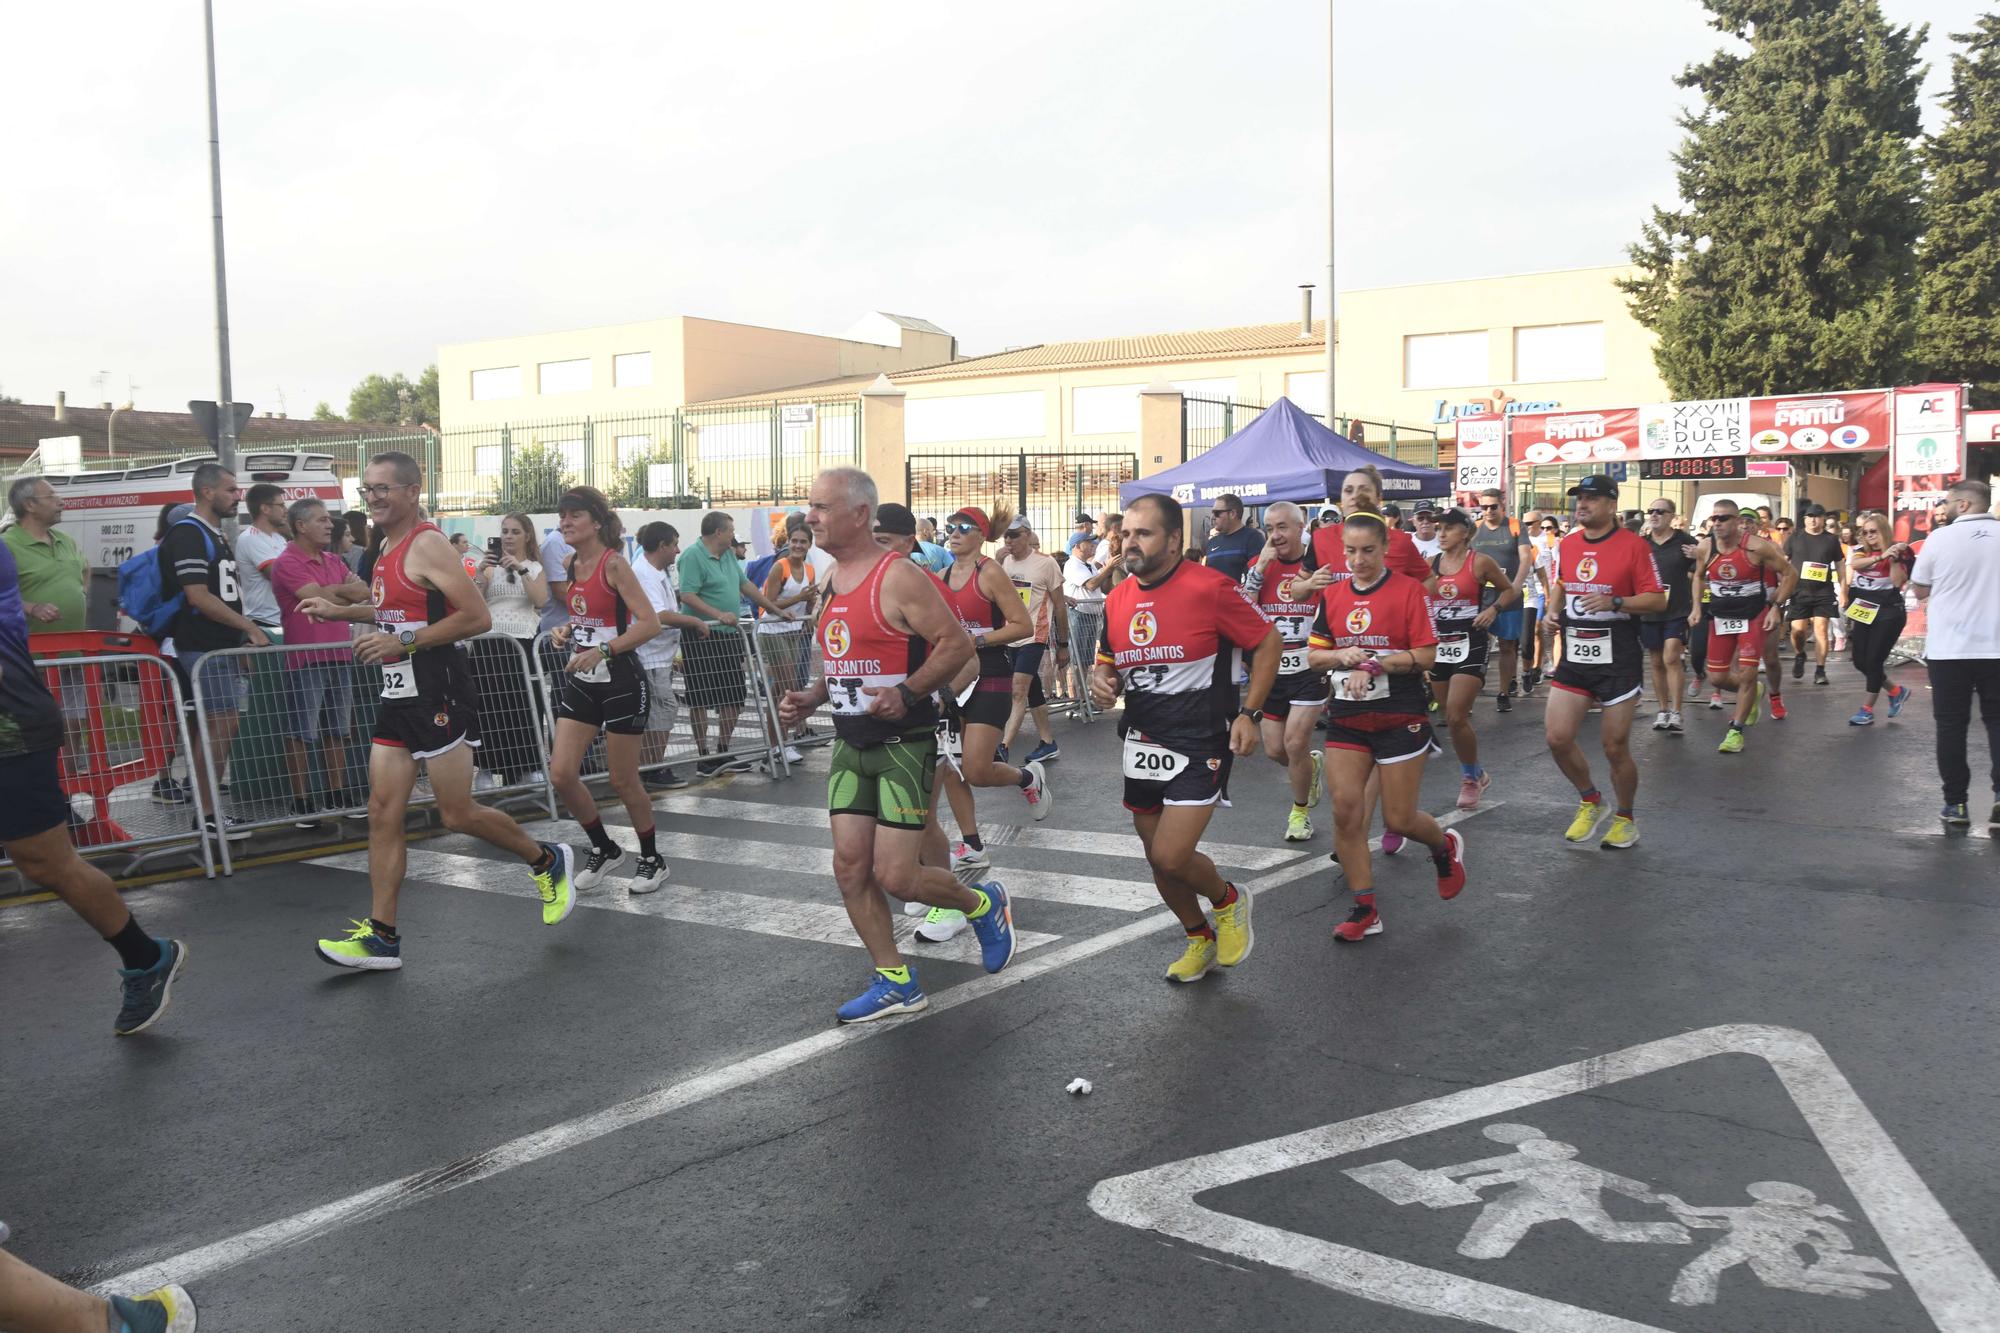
[
  {"left": 1325, "top": 0, "right": 1337, "bottom": 430},
  {"left": 107, "top": 402, "right": 133, "bottom": 461},
  {"left": 202, "top": 0, "right": 238, "bottom": 474}
]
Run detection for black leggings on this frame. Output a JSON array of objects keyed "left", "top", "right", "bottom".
[{"left": 1847, "top": 603, "right": 1905, "bottom": 695}]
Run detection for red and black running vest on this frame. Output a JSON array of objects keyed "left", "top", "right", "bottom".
[
  {"left": 817, "top": 554, "right": 937, "bottom": 746},
  {"left": 371, "top": 522, "right": 470, "bottom": 704}
]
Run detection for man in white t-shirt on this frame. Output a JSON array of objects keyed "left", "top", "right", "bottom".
[
  {"left": 1910, "top": 478, "right": 2000, "bottom": 828},
  {"left": 234, "top": 482, "right": 291, "bottom": 633},
  {"left": 633, "top": 520, "right": 711, "bottom": 790},
  {"left": 999, "top": 518, "right": 1067, "bottom": 765},
  {"left": 1410, "top": 504, "right": 1443, "bottom": 561}
]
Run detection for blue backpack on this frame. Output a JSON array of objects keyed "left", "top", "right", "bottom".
[{"left": 119, "top": 519, "right": 216, "bottom": 638}]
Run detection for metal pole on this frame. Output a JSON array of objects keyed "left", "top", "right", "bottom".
[
  {"left": 203, "top": 0, "right": 237, "bottom": 473},
  {"left": 1324, "top": 0, "right": 1337, "bottom": 430}
]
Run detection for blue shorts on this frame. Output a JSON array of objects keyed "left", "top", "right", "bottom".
[
  {"left": 1488, "top": 608, "right": 1524, "bottom": 641},
  {"left": 1638, "top": 618, "right": 1689, "bottom": 653},
  {"left": 289, "top": 660, "right": 356, "bottom": 743},
  {"left": 175, "top": 649, "right": 250, "bottom": 715},
  {"left": 1009, "top": 643, "right": 1047, "bottom": 678},
  {"left": 0, "top": 748, "right": 72, "bottom": 844}
]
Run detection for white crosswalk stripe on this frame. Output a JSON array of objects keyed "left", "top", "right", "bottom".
[{"left": 308, "top": 848, "right": 1060, "bottom": 967}]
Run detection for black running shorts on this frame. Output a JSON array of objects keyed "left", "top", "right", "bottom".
[{"left": 556, "top": 663, "right": 650, "bottom": 736}]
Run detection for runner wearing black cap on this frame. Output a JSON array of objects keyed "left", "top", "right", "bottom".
[
  {"left": 1785, "top": 504, "right": 1845, "bottom": 686},
  {"left": 1425, "top": 508, "right": 1513, "bottom": 810},
  {"left": 1544, "top": 474, "right": 1667, "bottom": 849}
]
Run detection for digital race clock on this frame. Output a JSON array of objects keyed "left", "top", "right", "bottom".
[{"left": 1639, "top": 456, "right": 1749, "bottom": 480}]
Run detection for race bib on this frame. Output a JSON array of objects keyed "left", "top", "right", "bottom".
[
  {"left": 1435, "top": 633, "right": 1471, "bottom": 665},
  {"left": 1564, "top": 627, "right": 1612, "bottom": 664},
  {"left": 1844, "top": 601, "right": 1879, "bottom": 625},
  {"left": 1276, "top": 614, "right": 1311, "bottom": 643},
  {"left": 1802, "top": 561, "right": 1831, "bottom": 583},
  {"left": 570, "top": 623, "right": 611, "bottom": 684},
  {"left": 1330, "top": 667, "right": 1391, "bottom": 702},
  {"left": 380, "top": 657, "right": 417, "bottom": 700},
  {"left": 827, "top": 677, "right": 870, "bottom": 715},
  {"left": 1122, "top": 735, "right": 1189, "bottom": 781},
  {"left": 1713, "top": 617, "right": 1751, "bottom": 637},
  {"left": 1278, "top": 647, "right": 1310, "bottom": 675},
  {"left": 937, "top": 719, "right": 964, "bottom": 763}
]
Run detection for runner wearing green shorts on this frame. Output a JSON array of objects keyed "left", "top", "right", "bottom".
[{"left": 828, "top": 728, "right": 939, "bottom": 828}]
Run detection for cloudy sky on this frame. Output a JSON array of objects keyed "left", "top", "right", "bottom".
[{"left": 2, "top": 0, "right": 1980, "bottom": 418}]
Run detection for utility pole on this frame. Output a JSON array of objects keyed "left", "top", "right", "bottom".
[
  {"left": 202, "top": 0, "right": 238, "bottom": 473},
  {"left": 1325, "top": 0, "right": 1337, "bottom": 433}
]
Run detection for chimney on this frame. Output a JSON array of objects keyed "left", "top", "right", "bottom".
[
  {"left": 1298, "top": 285, "right": 1315, "bottom": 339},
  {"left": 53, "top": 390, "right": 66, "bottom": 422},
  {"left": 100, "top": 401, "right": 113, "bottom": 411}
]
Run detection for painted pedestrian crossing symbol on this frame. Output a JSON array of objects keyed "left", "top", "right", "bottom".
[{"left": 1345, "top": 1122, "right": 1896, "bottom": 1308}]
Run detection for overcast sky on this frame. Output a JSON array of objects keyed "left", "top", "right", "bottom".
[{"left": 1, "top": 0, "right": 1981, "bottom": 419}]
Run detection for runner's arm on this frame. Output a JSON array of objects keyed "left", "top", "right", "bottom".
[
  {"left": 976, "top": 559, "right": 1033, "bottom": 649},
  {"left": 1686, "top": 541, "right": 1708, "bottom": 624},
  {"left": 402, "top": 529, "right": 493, "bottom": 648},
  {"left": 601, "top": 554, "right": 660, "bottom": 654}
]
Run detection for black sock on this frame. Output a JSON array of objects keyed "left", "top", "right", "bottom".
[
  {"left": 106, "top": 916, "right": 162, "bottom": 972},
  {"left": 370, "top": 917, "right": 399, "bottom": 941},
  {"left": 580, "top": 818, "right": 618, "bottom": 854},
  {"left": 528, "top": 843, "right": 556, "bottom": 873},
  {"left": 962, "top": 834, "right": 983, "bottom": 851},
  {"left": 1017, "top": 768, "right": 1033, "bottom": 789},
  {"left": 637, "top": 825, "right": 658, "bottom": 859}
]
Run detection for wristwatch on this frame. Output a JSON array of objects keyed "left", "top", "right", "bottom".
[
  {"left": 397, "top": 628, "right": 416, "bottom": 649},
  {"left": 1612, "top": 595, "right": 1624, "bottom": 611},
  {"left": 1358, "top": 658, "right": 1385, "bottom": 677},
  {"left": 1239, "top": 706, "right": 1265, "bottom": 723},
  {"left": 896, "top": 682, "right": 921, "bottom": 710}
]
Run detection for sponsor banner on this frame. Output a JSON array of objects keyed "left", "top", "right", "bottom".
[
  {"left": 1453, "top": 414, "right": 1506, "bottom": 494},
  {"left": 1893, "top": 430, "right": 1962, "bottom": 478},
  {"left": 1747, "top": 389, "right": 1889, "bottom": 454},
  {"left": 1507, "top": 407, "right": 1639, "bottom": 467},
  {"left": 1967, "top": 410, "right": 2000, "bottom": 445},
  {"left": 1639, "top": 397, "right": 1750, "bottom": 459},
  {"left": 1895, "top": 385, "right": 1962, "bottom": 435},
  {"left": 1169, "top": 481, "right": 1270, "bottom": 504}
]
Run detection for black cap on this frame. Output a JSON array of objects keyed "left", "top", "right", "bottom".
[
  {"left": 1413, "top": 502, "right": 1440, "bottom": 517},
  {"left": 1381, "top": 503, "right": 1403, "bottom": 519},
  {"left": 1803, "top": 503, "right": 1827, "bottom": 517},
  {"left": 874, "top": 502, "right": 917, "bottom": 536},
  {"left": 1073, "top": 511, "right": 1095, "bottom": 525},
  {"left": 1439, "top": 507, "right": 1474, "bottom": 528},
  {"left": 1567, "top": 474, "right": 1619, "bottom": 500}
]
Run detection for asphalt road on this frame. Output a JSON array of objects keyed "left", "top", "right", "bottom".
[{"left": 5, "top": 659, "right": 1997, "bottom": 1332}]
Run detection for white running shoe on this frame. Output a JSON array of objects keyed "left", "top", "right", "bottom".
[
  {"left": 1022, "top": 761, "right": 1053, "bottom": 822},
  {"left": 629, "top": 854, "right": 670, "bottom": 894},
  {"left": 781, "top": 745, "right": 805, "bottom": 764},
  {"left": 914, "top": 906, "right": 968, "bottom": 942},
  {"left": 575, "top": 845, "right": 626, "bottom": 890},
  {"left": 950, "top": 840, "right": 992, "bottom": 884},
  {"left": 903, "top": 899, "right": 928, "bottom": 917},
  {"left": 1651, "top": 710, "right": 1669, "bottom": 731}
]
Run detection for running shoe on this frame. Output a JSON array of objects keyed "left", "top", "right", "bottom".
[
  {"left": 950, "top": 840, "right": 992, "bottom": 884},
  {"left": 1496, "top": 691, "right": 1512, "bottom": 714},
  {"left": 1942, "top": 803, "right": 1971, "bottom": 828},
  {"left": 903, "top": 898, "right": 927, "bottom": 917},
  {"left": 1563, "top": 798, "right": 1608, "bottom": 844},
  {"left": 1988, "top": 800, "right": 1999, "bottom": 830},
  {"left": 1600, "top": 815, "right": 1639, "bottom": 850},
  {"left": 968, "top": 881, "right": 1016, "bottom": 972},
  {"left": 1745, "top": 680, "right": 1765, "bottom": 726},
  {"left": 1435, "top": 828, "right": 1467, "bottom": 899},
  {"left": 534, "top": 843, "right": 577, "bottom": 925},
  {"left": 629, "top": 853, "right": 669, "bottom": 895},
  {"left": 575, "top": 845, "right": 625, "bottom": 891},
  {"left": 1456, "top": 771, "right": 1491, "bottom": 811},
  {"left": 1652, "top": 710, "right": 1670, "bottom": 731},
  {"left": 1708, "top": 689, "right": 1725, "bottom": 710},
  {"left": 316, "top": 920, "right": 401, "bottom": 971},
  {"left": 914, "top": 906, "right": 967, "bottom": 942},
  {"left": 1333, "top": 902, "right": 1383, "bottom": 942},
  {"left": 1523, "top": 668, "right": 1542, "bottom": 694},
  {"left": 1664, "top": 712, "right": 1684, "bottom": 733},
  {"left": 1814, "top": 666, "right": 1830, "bottom": 686},
  {"left": 835, "top": 971, "right": 928, "bottom": 1023},
  {"left": 1307, "top": 748, "right": 1324, "bottom": 807},
  {"left": 1718, "top": 726, "right": 1745, "bottom": 754},
  {"left": 645, "top": 767, "right": 690, "bottom": 791},
  {"left": 115, "top": 939, "right": 187, "bottom": 1035},
  {"left": 1024, "top": 739, "right": 1060, "bottom": 764},
  {"left": 1284, "top": 808, "right": 1313, "bottom": 842},
  {"left": 1849, "top": 707, "right": 1875, "bottom": 726},
  {"left": 993, "top": 742, "right": 1009, "bottom": 765},
  {"left": 192, "top": 814, "right": 251, "bottom": 842},
  {"left": 1792, "top": 655, "right": 1806, "bottom": 680},
  {"left": 1213, "top": 885, "right": 1253, "bottom": 967},
  {"left": 290, "top": 797, "right": 320, "bottom": 829},
  {"left": 782, "top": 745, "right": 806, "bottom": 764},
  {"left": 1768, "top": 693, "right": 1787, "bottom": 721},
  {"left": 109, "top": 1283, "right": 198, "bottom": 1332},
  {"left": 1887, "top": 684, "right": 1912, "bottom": 718},
  {"left": 1022, "top": 761, "right": 1053, "bottom": 822},
  {"left": 1165, "top": 933, "right": 1218, "bottom": 982},
  {"left": 1381, "top": 831, "right": 1405, "bottom": 856}
]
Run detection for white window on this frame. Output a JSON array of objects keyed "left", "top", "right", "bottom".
[
  {"left": 470, "top": 366, "right": 521, "bottom": 401},
  {"left": 1285, "top": 371, "right": 1328, "bottom": 418},
  {"left": 538, "top": 358, "right": 592, "bottom": 395},
  {"left": 554, "top": 439, "right": 585, "bottom": 476},
  {"left": 691, "top": 420, "right": 766, "bottom": 462},
  {"left": 906, "top": 391, "right": 1045, "bottom": 444},
  {"left": 1403, "top": 331, "right": 1489, "bottom": 390},
  {"left": 615, "top": 434, "right": 652, "bottom": 467},
  {"left": 473, "top": 444, "right": 502, "bottom": 477},
  {"left": 613, "top": 352, "right": 652, "bottom": 388},
  {"left": 1072, "top": 384, "right": 1146, "bottom": 436},
  {"left": 1513, "top": 322, "right": 1605, "bottom": 383}
]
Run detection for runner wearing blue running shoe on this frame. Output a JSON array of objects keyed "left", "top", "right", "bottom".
[{"left": 780, "top": 468, "right": 1017, "bottom": 1024}]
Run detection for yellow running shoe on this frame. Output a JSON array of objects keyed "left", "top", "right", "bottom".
[
  {"left": 1307, "top": 749, "right": 1324, "bottom": 807},
  {"left": 1214, "top": 886, "right": 1254, "bottom": 967},
  {"left": 1166, "top": 933, "right": 1218, "bottom": 983},
  {"left": 1744, "top": 679, "right": 1764, "bottom": 727},
  {"left": 1284, "top": 807, "right": 1313, "bottom": 842},
  {"left": 113, "top": 1284, "right": 198, "bottom": 1332},
  {"left": 1600, "top": 814, "right": 1639, "bottom": 849},
  {"left": 533, "top": 843, "right": 577, "bottom": 925},
  {"left": 1563, "top": 798, "right": 1608, "bottom": 843},
  {"left": 1717, "top": 726, "right": 1745, "bottom": 754}
]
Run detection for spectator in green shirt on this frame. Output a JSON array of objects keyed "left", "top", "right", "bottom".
[
  {"left": 675, "top": 511, "right": 786, "bottom": 773},
  {"left": 4, "top": 477, "right": 88, "bottom": 634}
]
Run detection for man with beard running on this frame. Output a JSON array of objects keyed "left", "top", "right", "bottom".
[
  {"left": 779, "top": 469, "right": 1016, "bottom": 1022},
  {"left": 1785, "top": 504, "right": 1845, "bottom": 687},
  {"left": 1091, "top": 493, "right": 1278, "bottom": 981},
  {"left": 1243, "top": 502, "right": 1327, "bottom": 842},
  {"left": 300, "top": 452, "right": 576, "bottom": 969},
  {"left": 1690, "top": 500, "right": 1795, "bottom": 756}
]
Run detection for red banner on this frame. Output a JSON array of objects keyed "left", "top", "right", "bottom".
[
  {"left": 1746, "top": 390, "right": 1890, "bottom": 455},
  {"left": 1508, "top": 408, "right": 1640, "bottom": 467}
]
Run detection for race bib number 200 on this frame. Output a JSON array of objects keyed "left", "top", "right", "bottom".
[{"left": 1122, "top": 736, "right": 1188, "bottom": 782}]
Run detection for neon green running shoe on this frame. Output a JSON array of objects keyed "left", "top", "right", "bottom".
[
  {"left": 1718, "top": 726, "right": 1745, "bottom": 754},
  {"left": 534, "top": 843, "right": 577, "bottom": 925},
  {"left": 1284, "top": 807, "right": 1313, "bottom": 842},
  {"left": 316, "top": 919, "right": 401, "bottom": 971},
  {"left": 1744, "top": 679, "right": 1764, "bottom": 727}
]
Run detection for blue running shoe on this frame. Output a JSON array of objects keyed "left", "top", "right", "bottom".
[
  {"left": 1887, "top": 684, "right": 1911, "bottom": 718},
  {"left": 969, "top": 881, "right": 1017, "bottom": 973},
  {"left": 1942, "top": 802, "right": 1972, "bottom": 827},
  {"left": 1024, "top": 739, "right": 1060, "bottom": 764},
  {"left": 1848, "top": 708, "right": 1875, "bottom": 726},
  {"left": 835, "top": 971, "right": 928, "bottom": 1024},
  {"left": 993, "top": 742, "right": 1009, "bottom": 765},
  {"left": 115, "top": 939, "right": 188, "bottom": 1036}
]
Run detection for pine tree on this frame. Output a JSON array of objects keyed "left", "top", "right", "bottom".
[
  {"left": 1621, "top": 0, "right": 1927, "bottom": 398},
  {"left": 1916, "top": 13, "right": 2000, "bottom": 407}
]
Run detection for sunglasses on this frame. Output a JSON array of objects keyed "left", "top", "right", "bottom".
[
  {"left": 1479, "top": 503, "right": 1501, "bottom": 510},
  {"left": 1647, "top": 508, "right": 1672, "bottom": 515},
  {"left": 942, "top": 521, "right": 981, "bottom": 536},
  {"left": 1541, "top": 523, "right": 1558, "bottom": 530}
]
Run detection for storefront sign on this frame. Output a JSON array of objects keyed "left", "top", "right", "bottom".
[
  {"left": 1453, "top": 414, "right": 1506, "bottom": 493},
  {"left": 1432, "top": 392, "right": 1560, "bottom": 424},
  {"left": 1507, "top": 408, "right": 1639, "bottom": 466}
]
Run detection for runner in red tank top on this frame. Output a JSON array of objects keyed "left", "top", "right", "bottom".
[
  {"left": 297, "top": 450, "right": 580, "bottom": 971},
  {"left": 1689, "top": 501, "right": 1795, "bottom": 753},
  {"left": 1241, "top": 501, "right": 1330, "bottom": 843},
  {"left": 548, "top": 487, "right": 665, "bottom": 894},
  {"left": 776, "top": 468, "right": 1017, "bottom": 1024}
]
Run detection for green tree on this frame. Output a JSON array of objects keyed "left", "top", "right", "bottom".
[
  {"left": 311, "top": 401, "right": 337, "bottom": 420},
  {"left": 502, "top": 442, "right": 574, "bottom": 514},
  {"left": 345, "top": 364, "right": 441, "bottom": 426},
  {"left": 1916, "top": 13, "right": 2000, "bottom": 407},
  {"left": 1621, "top": 0, "right": 1927, "bottom": 398},
  {"left": 415, "top": 364, "right": 439, "bottom": 427}
]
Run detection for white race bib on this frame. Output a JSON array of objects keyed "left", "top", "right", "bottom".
[
  {"left": 1278, "top": 647, "right": 1310, "bottom": 675},
  {"left": 937, "top": 719, "right": 964, "bottom": 763},
  {"left": 1435, "top": 633, "right": 1471, "bottom": 665},
  {"left": 1713, "top": 617, "right": 1751, "bottom": 637},
  {"left": 380, "top": 657, "right": 417, "bottom": 700},
  {"left": 1276, "top": 614, "right": 1311, "bottom": 643},
  {"left": 1564, "top": 627, "right": 1612, "bottom": 664},
  {"left": 1122, "top": 735, "right": 1189, "bottom": 781},
  {"left": 1802, "top": 561, "right": 1831, "bottom": 583},
  {"left": 1330, "top": 667, "right": 1391, "bottom": 702},
  {"left": 570, "top": 623, "right": 612, "bottom": 683}
]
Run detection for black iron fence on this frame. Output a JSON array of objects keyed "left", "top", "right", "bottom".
[
  {"left": 906, "top": 450, "right": 1138, "bottom": 536},
  {"left": 1181, "top": 397, "right": 1268, "bottom": 462}
]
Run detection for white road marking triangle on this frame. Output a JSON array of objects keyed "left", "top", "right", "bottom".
[{"left": 1088, "top": 1024, "right": 2000, "bottom": 1332}]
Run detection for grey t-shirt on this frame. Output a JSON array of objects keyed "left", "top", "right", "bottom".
[{"left": 1470, "top": 520, "right": 1525, "bottom": 584}]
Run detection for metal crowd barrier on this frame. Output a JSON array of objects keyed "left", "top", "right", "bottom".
[
  {"left": 10, "top": 636, "right": 217, "bottom": 884},
  {"left": 1066, "top": 605, "right": 1105, "bottom": 723}
]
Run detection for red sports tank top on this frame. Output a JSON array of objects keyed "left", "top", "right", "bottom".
[{"left": 817, "top": 554, "right": 936, "bottom": 744}]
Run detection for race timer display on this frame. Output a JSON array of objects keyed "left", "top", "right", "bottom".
[{"left": 1639, "top": 456, "right": 1749, "bottom": 480}]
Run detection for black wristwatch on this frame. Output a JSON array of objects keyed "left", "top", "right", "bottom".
[
  {"left": 896, "top": 682, "right": 921, "bottom": 710},
  {"left": 1612, "top": 595, "right": 1624, "bottom": 612},
  {"left": 1240, "top": 706, "right": 1265, "bottom": 723}
]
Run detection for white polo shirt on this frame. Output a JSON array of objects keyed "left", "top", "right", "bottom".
[{"left": 1911, "top": 512, "right": 2000, "bottom": 659}]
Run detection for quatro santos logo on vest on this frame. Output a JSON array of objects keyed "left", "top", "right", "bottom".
[
  {"left": 823, "top": 619, "right": 850, "bottom": 658},
  {"left": 1576, "top": 555, "right": 1598, "bottom": 583},
  {"left": 1345, "top": 606, "right": 1373, "bottom": 635},
  {"left": 1128, "top": 610, "right": 1158, "bottom": 646}
]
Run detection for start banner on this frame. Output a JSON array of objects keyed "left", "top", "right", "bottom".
[
  {"left": 1507, "top": 390, "right": 1895, "bottom": 465},
  {"left": 1508, "top": 408, "right": 1640, "bottom": 467},
  {"left": 1748, "top": 390, "right": 1891, "bottom": 455}
]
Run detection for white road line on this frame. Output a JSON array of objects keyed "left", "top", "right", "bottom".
[
  {"left": 308, "top": 848, "right": 1061, "bottom": 966},
  {"left": 653, "top": 794, "right": 1304, "bottom": 870},
  {"left": 92, "top": 805, "right": 1494, "bottom": 1299}
]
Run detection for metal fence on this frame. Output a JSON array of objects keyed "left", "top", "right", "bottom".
[
  {"left": 1336, "top": 417, "right": 1441, "bottom": 468},
  {"left": 905, "top": 450, "right": 1138, "bottom": 538},
  {"left": 1182, "top": 397, "right": 1269, "bottom": 462}
]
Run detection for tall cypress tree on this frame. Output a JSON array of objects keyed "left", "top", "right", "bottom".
[
  {"left": 1916, "top": 13, "right": 2000, "bottom": 407},
  {"left": 1621, "top": 0, "right": 1927, "bottom": 398}
]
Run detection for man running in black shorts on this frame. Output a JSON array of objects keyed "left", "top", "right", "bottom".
[
  {"left": 299, "top": 452, "right": 577, "bottom": 969},
  {"left": 1640, "top": 497, "right": 1699, "bottom": 732},
  {"left": 1785, "top": 504, "right": 1845, "bottom": 686},
  {"left": 1243, "top": 502, "right": 1328, "bottom": 841}
]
